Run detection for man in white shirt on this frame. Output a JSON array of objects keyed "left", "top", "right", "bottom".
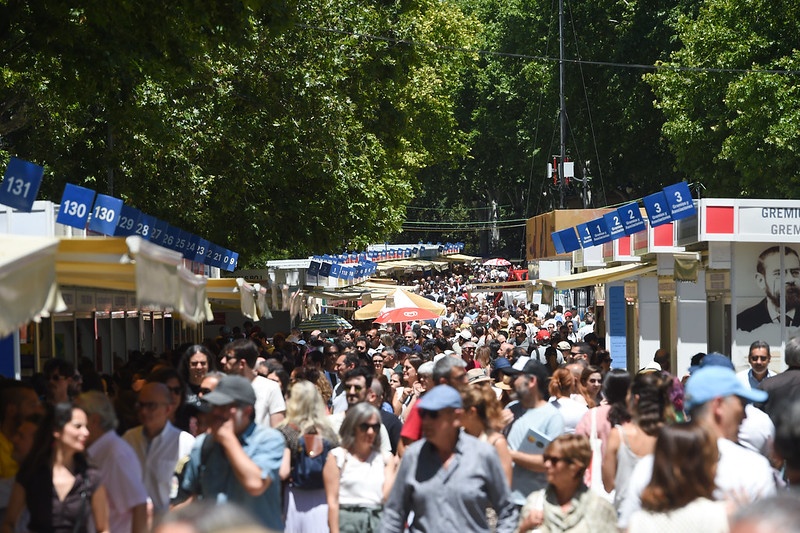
[
  {"left": 220, "top": 339, "right": 286, "bottom": 427},
  {"left": 123, "top": 382, "right": 195, "bottom": 518},
  {"left": 737, "top": 340, "right": 774, "bottom": 390},
  {"left": 76, "top": 391, "right": 148, "bottom": 533},
  {"left": 329, "top": 367, "right": 392, "bottom": 456},
  {"left": 617, "top": 358, "right": 777, "bottom": 529}
]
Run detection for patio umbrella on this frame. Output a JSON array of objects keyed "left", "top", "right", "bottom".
[
  {"left": 298, "top": 313, "right": 352, "bottom": 331},
  {"left": 483, "top": 257, "right": 511, "bottom": 267},
  {"left": 373, "top": 307, "right": 443, "bottom": 324},
  {"left": 353, "top": 288, "right": 446, "bottom": 320}
]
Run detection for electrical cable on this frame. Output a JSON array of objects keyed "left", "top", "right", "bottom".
[{"left": 294, "top": 23, "right": 800, "bottom": 76}]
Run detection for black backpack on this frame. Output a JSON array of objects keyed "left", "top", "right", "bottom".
[{"left": 291, "top": 433, "right": 332, "bottom": 490}]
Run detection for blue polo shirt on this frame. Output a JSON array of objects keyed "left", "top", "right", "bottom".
[{"left": 181, "top": 422, "right": 285, "bottom": 531}]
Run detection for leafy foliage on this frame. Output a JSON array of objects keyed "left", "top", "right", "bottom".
[
  {"left": 646, "top": 0, "right": 800, "bottom": 197},
  {"left": 0, "top": 0, "right": 477, "bottom": 264}
]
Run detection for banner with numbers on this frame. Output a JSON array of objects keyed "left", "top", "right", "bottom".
[{"left": 550, "top": 181, "right": 697, "bottom": 251}]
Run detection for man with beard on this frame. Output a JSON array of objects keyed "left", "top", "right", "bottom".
[
  {"left": 737, "top": 340, "right": 774, "bottom": 390},
  {"left": 177, "top": 375, "right": 285, "bottom": 531},
  {"left": 737, "top": 246, "right": 800, "bottom": 332},
  {"left": 502, "top": 360, "right": 565, "bottom": 507}
]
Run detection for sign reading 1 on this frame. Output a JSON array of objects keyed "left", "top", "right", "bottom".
[{"left": 0, "top": 157, "right": 45, "bottom": 212}]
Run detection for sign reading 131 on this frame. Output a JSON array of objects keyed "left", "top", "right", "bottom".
[
  {"left": 0, "top": 157, "right": 45, "bottom": 212},
  {"left": 56, "top": 184, "right": 96, "bottom": 229}
]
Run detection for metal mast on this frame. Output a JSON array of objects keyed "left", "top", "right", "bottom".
[{"left": 558, "top": 0, "right": 567, "bottom": 209}]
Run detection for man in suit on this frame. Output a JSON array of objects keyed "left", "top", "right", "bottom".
[{"left": 737, "top": 246, "right": 800, "bottom": 332}]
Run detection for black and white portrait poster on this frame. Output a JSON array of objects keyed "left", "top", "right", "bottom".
[{"left": 733, "top": 243, "right": 800, "bottom": 372}]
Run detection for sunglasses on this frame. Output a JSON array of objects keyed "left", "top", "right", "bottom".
[
  {"left": 346, "top": 384, "right": 364, "bottom": 392},
  {"left": 750, "top": 356, "right": 769, "bottom": 361},
  {"left": 358, "top": 422, "right": 381, "bottom": 432},
  {"left": 543, "top": 455, "right": 573, "bottom": 465}
]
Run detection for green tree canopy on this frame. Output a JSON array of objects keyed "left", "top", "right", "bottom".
[
  {"left": 1, "top": 0, "right": 478, "bottom": 264},
  {"left": 646, "top": 0, "right": 800, "bottom": 198}
]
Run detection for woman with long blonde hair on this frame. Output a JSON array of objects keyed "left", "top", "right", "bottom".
[{"left": 278, "top": 381, "right": 339, "bottom": 532}]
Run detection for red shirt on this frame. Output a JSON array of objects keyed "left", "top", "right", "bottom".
[{"left": 399, "top": 400, "right": 423, "bottom": 441}]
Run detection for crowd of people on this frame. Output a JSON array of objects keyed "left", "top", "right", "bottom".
[{"left": 0, "top": 271, "right": 799, "bottom": 533}]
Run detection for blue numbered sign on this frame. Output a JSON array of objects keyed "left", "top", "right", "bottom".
[
  {"left": 603, "top": 212, "right": 626, "bottom": 240},
  {"left": 88, "top": 194, "right": 124, "bottom": 235},
  {"left": 0, "top": 157, "right": 44, "bottom": 212},
  {"left": 134, "top": 214, "right": 155, "bottom": 241},
  {"left": 184, "top": 235, "right": 199, "bottom": 260},
  {"left": 207, "top": 244, "right": 224, "bottom": 268},
  {"left": 663, "top": 182, "right": 696, "bottom": 220},
  {"left": 552, "top": 228, "right": 581, "bottom": 254},
  {"left": 643, "top": 191, "right": 672, "bottom": 227},
  {"left": 226, "top": 252, "right": 239, "bottom": 272},
  {"left": 56, "top": 184, "right": 96, "bottom": 229},
  {"left": 588, "top": 217, "right": 612, "bottom": 245},
  {"left": 172, "top": 230, "right": 188, "bottom": 254},
  {"left": 159, "top": 224, "right": 178, "bottom": 250},
  {"left": 576, "top": 223, "right": 594, "bottom": 248},
  {"left": 617, "top": 203, "right": 646, "bottom": 235},
  {"left": 194, "top": 238, "right": 210, "bottom": 263},
  {"left": 115, "top": 206, "right": 140, "bottom": 236},
  {"left": 148, "top": 219, "right": 167, "bottom": 243}
]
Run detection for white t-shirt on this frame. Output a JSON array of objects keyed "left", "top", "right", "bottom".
[
  {"left": 618, "top": 437, "right": 777, "bottom": 528},
  {"left": 251, "top": 375, "right": 286, "bottom": 427},
  {"left": 628, "top": 497, "right": 729, "bottom": 533},
  {"left": 549, "top": 396, "right": 588, "bottom": 434},
  {"left": 330, "top": 447, "right": 387, "bottom": 506}
]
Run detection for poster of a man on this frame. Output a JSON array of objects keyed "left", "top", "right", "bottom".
[{"left": 736, "top": 245, "right": 800, "bottom": 332}]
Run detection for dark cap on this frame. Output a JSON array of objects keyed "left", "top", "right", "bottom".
[
  {"left": 397, "top": 346, "right": 412, "bottom": 355},
  {"left": 201, "top": 375, "right": 256, "bottom": 407},
  {"left": 501, "top": 359, "right": 550, "bottom": 382}
]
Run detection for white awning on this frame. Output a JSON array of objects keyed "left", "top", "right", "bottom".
[
  {"left": 0, "top": 235, "right": 65, "bottom": 337},
  {"left": 543, "top": 262, "right": 656, "bottom": 290}
]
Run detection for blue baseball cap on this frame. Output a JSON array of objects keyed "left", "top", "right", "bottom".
[
  {"left": 684, "top": 366, "right": 767, "bottom": 411},
  {"left": 688, "top": 352, "right": 734, "bottom": 374},
  {"left": 418, "top": 385, "right": 462, "bottom": 411}
]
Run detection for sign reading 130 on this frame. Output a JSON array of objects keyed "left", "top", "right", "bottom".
[
  {"left": 89, "top": 194, "right": 124, "bottom": 236},
  {"left": 56, "top": 184, "right": 96, "bottom": 229}
]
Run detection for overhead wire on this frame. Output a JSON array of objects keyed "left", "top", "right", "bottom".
[{"left": 294, "top": 23, "right": 800, "bottom": 76}]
